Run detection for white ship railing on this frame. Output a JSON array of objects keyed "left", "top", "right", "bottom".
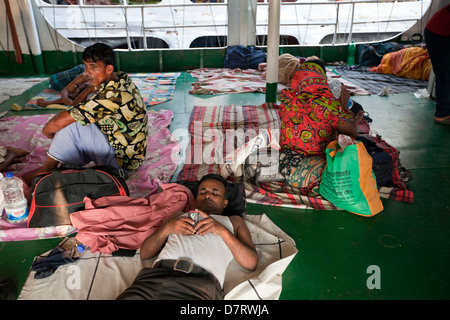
[{"left": 34, "top": 0, "right": 432, "bottom": 50}]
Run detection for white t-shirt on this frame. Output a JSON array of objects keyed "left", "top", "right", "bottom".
[{"left": 155, "top": 214, "right": 234, "bottom": 287}]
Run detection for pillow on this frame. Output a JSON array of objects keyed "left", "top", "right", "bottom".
[{"left": 177, "top": 180, "right": 246, "bottom": 217}]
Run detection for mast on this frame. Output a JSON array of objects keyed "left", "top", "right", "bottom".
[{"left": 265, "top": 0, "right": 280, "bottom": 103}]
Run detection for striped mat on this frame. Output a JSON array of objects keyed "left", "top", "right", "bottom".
[{"left": 177, "top": 103, "right": 413, "bottom": 211}]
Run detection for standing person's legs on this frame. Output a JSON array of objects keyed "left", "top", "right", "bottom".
[{"left": 425, "top": 28, "right": 450, "bottom": 123}]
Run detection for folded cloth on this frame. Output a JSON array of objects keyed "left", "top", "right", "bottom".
[
  {"left": 70, "top": 183, "right": 196, "bottom": 254},
  {"left": 31, "top": 238, "right": 83, "bottom": 279},
  {"left": 31, "top": 251, "right": 77, "bottom": 279}
]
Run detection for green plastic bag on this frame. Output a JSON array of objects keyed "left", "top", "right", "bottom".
[{"left": 319, "top": 136, "right": 383, "bottom": 216}]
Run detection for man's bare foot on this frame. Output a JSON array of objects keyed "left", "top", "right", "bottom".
[
  {"left": 36, "top": 98, "right": 52, "bottom": 107},
  {"left": 0, "top": 147, "right": 30, "bottom": 172},
  {"left": 8, "top": 147, "right": 29, "bottom": 159}
]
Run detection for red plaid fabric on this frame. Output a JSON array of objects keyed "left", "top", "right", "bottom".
[
  {"left": 177, "top": 103, "right": 279, "bottom": 182},
  {"left": 177, "top": 104, "right": 413, "bottom": 211}
]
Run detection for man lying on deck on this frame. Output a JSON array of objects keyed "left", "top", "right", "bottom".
[
  {"left": 22, "top": 42, "right": 148, "bottom": 185},
  {"left": 36, "top": 72, "right": 93, "bottom": 108},
  {"left": 116, "top": 173, "right": 258, "bottom": 300}
]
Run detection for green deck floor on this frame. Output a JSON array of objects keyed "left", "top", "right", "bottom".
[{"left": 0, "top": 72, "right": 449, "bottom": 300}]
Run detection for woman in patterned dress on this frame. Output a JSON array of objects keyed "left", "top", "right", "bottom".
[
  {"left": 277, "top": 57, "right": 363, "bottom": 196},
  {"left": 278, "top": 56, "right": 363, "bottom": 157}
]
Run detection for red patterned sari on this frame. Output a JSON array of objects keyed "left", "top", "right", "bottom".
[{"left": 278, "top": 62, "right": 352, "bottom": 157}]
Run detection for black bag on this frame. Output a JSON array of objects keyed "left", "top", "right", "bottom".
[
  {"left": 224, "top": 45, "right": 266, "bottom": 70},
  {"left": 371, "top": 151, "right": 394, "bottom": 186},
  {"left": 358, "top": 136, "right": 394, "bottom": 186},
  {"left": 359, "top": 42, "right": 401, "bottom": 66},
  {"left": 28, "top": 165, "right": 129, "bottom": 228}
]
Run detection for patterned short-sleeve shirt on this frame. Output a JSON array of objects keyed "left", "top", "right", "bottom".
[{"left": 68, "top": 72, "right": 148, "bottom": 170}]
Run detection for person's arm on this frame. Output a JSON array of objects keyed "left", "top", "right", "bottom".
[
  {"left": 195, "top": 211, "right": 258, "bottom": 271},
  {"left": 42, "top": 110, "right": 76, "bottom": 139},
  {"left": 337, "top": 83, "right": 351, "bottom": 114},
  {"left": 337, "top": 110, "right": 364, "bottom": 139},
  {"left": 139, "top": 212, "right": 196, "bottom": 260},
  {"left": 71, "top": 85, "right": 96, "bottom": 106},
  {"left": 60, "top": 73, "right": 88, "bottom": 106}
]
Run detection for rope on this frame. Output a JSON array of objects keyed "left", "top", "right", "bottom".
[
  {"left": 302, "top": 1, "right": 313, "bottom": 45},
  {"left": 168, "top": 0, "right": 181, "bottom": 49}
]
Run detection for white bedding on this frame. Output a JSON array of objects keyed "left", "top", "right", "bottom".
[{"left": 18, "top": 214, "right": 297, "bottom": 300}]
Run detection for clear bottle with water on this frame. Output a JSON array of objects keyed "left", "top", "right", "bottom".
[
  {"left": 328, "top": 79, "right": 342, "bottom": 99},
  {"left": 1, "top": 171, "right": 28, "bottom": 223}
]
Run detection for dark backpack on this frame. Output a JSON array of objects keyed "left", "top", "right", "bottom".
[
  {"left": 359, "top": 42, "right": 402, "bottom": 66},
  {"left": 224, "top": 45, "right": 266, "bottom": 69},
  {"left": 358, "top": 136, "right": 394, "bottom": 186},
  {"left": 28, "top": 165, "right": 129, "bottom": 228}
]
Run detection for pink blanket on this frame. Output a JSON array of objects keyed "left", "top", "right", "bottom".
[{"left": 0, "top": 110, "right": 180, "bottom": 241}]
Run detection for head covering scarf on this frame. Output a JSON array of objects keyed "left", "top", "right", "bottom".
[{"left": 278, "top": 53, "right": 301, "bottom": 85}]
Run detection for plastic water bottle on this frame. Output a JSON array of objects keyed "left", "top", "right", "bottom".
[
  {"left": 328, "top": 79, "right": 342, "bottom": 99},
  {"left": 347, "top": 41, "right": 356, "bottom": 66},
  {"left": 60, "top": 237, "right": 86, "bottom": 259},
  {"left": 73, "top": 243, "right": 86, "bottom": 259},
  {"left": 1, "top": 171, "right": 28, "bottom": 223},
  {"left": 0, "top": 173, "right": 4, "bottom": 218}
]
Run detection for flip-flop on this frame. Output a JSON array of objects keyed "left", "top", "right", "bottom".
[{"left": 433, "top": 115, "right": 450, "bottom": 125}]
